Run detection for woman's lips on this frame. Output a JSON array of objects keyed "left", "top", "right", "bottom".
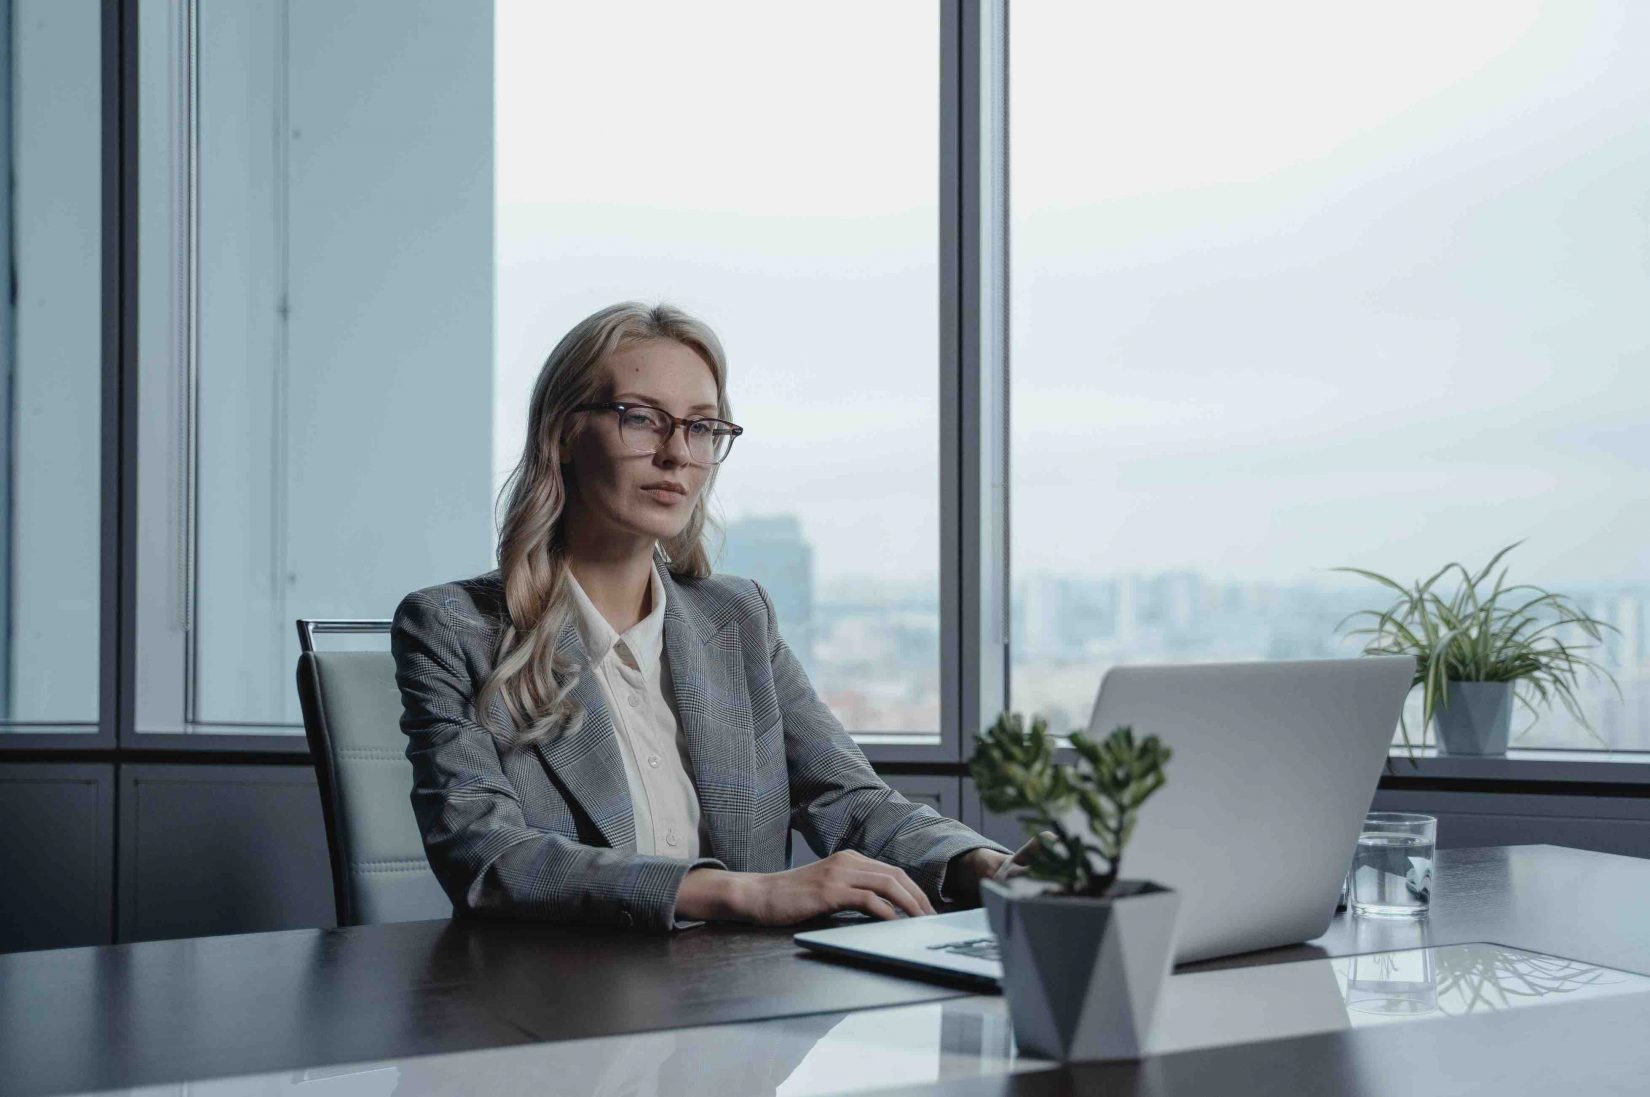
[{"left": 641, "top": 486, "right": 686, "bottom": 505}]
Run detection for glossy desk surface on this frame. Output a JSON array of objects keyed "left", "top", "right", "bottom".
[{"left": 5, "top": 844, "right": 1649, "bottom": 1096}]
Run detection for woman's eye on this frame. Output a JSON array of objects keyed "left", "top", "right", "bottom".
[
  {"left": 621, "top": 411, "right": 655, "bottom": 428},
  {"left": 687, "top": 420, "right": 714, "bottom": 436}
]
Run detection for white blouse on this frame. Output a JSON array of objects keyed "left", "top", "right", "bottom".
[{"left": 564, "top": 567, "right": 714, "bottom": 862}]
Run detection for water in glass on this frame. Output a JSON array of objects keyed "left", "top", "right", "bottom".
[{"left": 1352, "top": 831, "right": 1434, "bottom": 917}]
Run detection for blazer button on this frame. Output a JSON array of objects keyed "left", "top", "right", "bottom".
[{"left": 620, "top": 909, "right": 635, "bottom": 927}]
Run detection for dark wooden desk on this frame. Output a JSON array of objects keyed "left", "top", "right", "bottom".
[
  {"left": 3, "top": 844, "right": 1648, "bottom": 1097},
  {"left": 0, "top": 907, "right": 978, "bottom": 1097}
]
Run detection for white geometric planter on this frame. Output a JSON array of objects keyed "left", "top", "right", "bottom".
[
  {"left": 1434, "top": 680, "right": 1515, "bottom": 755},
  {"left": 981, "top": 877, "right": 1180, "bottom": 1062}
]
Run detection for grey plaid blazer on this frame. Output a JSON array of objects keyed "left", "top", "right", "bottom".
[{"left": 390, "top": 555, "right": 1010, "bottom": 933}]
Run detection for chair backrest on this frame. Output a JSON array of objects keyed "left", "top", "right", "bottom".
[{"left": 295, "top": 619, "right": 451, "bottom": 927}]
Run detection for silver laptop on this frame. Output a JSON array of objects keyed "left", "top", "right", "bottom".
[{"left": 794, "top": 656, "right": 1416, "bottom": 986}]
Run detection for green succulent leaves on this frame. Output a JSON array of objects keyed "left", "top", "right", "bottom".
[{"left": 969, "top": 712, "right": 1172, "bottom": 899}]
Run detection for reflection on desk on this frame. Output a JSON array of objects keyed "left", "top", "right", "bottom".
[
  {"left": 79, "top": 997, "right": 1028, "bottom": 1097},
  {"left": 1151, "top": 941, "right": 1650, "bottom": 1056},
  {"left": 72, "top": 942, "right": 1650, "bottom": 1097},
  {"left": 1340, "top": 943, "right": 1644, "bottom": 1022}
]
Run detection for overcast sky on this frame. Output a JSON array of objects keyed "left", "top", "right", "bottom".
[{"left": 496, "top": 1, "right": 1648, "bottom": 591}]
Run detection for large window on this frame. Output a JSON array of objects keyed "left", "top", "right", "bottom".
[
  {"left": 1009, "top": 2, "right": 1650, "bottom": 750},
  {"left": 496, "top": 1, "right": 942, "bottom": 735},
  {"left": 2, "top": 0, "right": 101, "bottom": 733},
  {"left": 119, "top": 1, "right": 1646, "bottom": 753}
]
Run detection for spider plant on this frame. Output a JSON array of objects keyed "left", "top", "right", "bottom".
[{"left": 1334, "top": 542, "right": 1619, "bottom": 754}]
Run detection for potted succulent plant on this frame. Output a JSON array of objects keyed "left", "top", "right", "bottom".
[
  {"left": 1336, "top": 542, "right": 1619, "bottom": 756},
  {"left": 970, "top": 713, "right": 1176, "bottom": 1062}
]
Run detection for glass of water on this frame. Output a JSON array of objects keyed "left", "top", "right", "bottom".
[{"left": 1351, "top": 812, "right": 1436, "bottom": 918}]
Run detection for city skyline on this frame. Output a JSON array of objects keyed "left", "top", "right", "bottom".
[{"left": 722, "top": 510, "right": 1649, "bottom": 751}]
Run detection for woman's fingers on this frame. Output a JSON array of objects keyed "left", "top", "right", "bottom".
[
  {"left": 892, "top": 863, "right": 937, "bottom": 915},
  {"left": 894, "top": 867, "right": 937, "bottom": 916},
  {"left": 844, "top": 888, "right": 906, "bottom": 921},
  {"left": 830, "top": 851, "right": 935, "bottom": 916},
  {"left": 1015, "top": 830, "right": 1057, "bottom": 863},
  {"left": 993, "top": 831, "right": 1057, "bottom": 882},
  {"left": 840, "top": 868, "right": 932, "bottom": 918},
  {"left": 851, "top": 871, "right": 930, "bottom": 917}
]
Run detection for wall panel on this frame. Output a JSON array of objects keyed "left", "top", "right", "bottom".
[
  {"left": 118, "top": 764, "right": 333, "bottom": 943},
  {"left": 0, "top": 764, "right": 113, "bottom": 951}
]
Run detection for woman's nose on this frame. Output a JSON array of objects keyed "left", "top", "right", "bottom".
[{"left": 657, "top": 426, "right": 692, "bottom": 466}]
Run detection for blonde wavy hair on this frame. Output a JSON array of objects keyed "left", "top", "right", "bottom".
[{"left": 477, "top": 301, "right": 729, "bottom": 749}]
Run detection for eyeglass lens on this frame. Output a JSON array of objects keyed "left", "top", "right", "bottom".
[{"left": 617, "top": 406, "right": 736, "bottom": 464}]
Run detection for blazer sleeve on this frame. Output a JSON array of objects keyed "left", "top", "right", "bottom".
[
  {"left": 391, "top": 590, "right": 727, "bottom": 933},
  {"left": 756, "top": 582, "right": 1013, "bottom": 905}
]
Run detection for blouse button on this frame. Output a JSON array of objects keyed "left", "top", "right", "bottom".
[
  {"left": 647, "top": 754, "right": 661, "bottom": 768},
  {"left": 666, "top": 830, "right": 679, "bottom": 847},
  {"left": 627, "top": 693, "right": 642, "bottom": 709}
]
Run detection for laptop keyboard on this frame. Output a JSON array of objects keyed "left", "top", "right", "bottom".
[{"left": 926, "top": 936, "right": 1001, "bottom": 962}]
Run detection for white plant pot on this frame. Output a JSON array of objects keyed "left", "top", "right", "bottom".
[
  {"left": 981, "top": 876, "right": 1180, "bottom": 1062},
  {"left": 1434, "top": 680, "right": 1515, "bottom": 755}
]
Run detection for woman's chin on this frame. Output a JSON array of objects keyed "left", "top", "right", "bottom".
[{"left": 619, "top": 513, "right": 690, "bottom": 545}]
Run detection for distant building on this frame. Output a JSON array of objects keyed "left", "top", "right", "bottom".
[
  {"left": 1016, "top": 574, "right": 1116, "bottom": 658},
  {"left": 1594, "top": 590, "right": 1645, "bottom": 673},
  {"left": 1018, "top": 574, "right": 1063, "bottom": 657},
  {"left": 719, "top": 514, "right": 815, "bottom": 673},
  {"left": 1114, "top": 574, "right": 1138, "bottom": 646}
]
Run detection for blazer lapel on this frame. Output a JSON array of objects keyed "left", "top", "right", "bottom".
[
  {"left": 660, "top": 560, "right": 757, "bottom": 871},
  {"left": 531, "top": 617, "right": 638, "bottom": 852}
]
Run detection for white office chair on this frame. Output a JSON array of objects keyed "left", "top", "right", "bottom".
[{"left": 295, "top": 619, "right": 452, "bottom": 926}]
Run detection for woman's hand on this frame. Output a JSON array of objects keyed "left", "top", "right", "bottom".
[
  {"left": 677, "top": 851, "right": 937, "bottom": 926},
  {"left": 942, "top": 831, "right": 1057, "bottom": 906}
]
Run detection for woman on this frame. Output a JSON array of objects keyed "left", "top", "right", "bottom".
[{"left": 391, "top": 301, "right": 1027, "bottom": 932}]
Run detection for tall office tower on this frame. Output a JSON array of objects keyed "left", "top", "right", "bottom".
[
  {"left": 1018, "top": 573, "right": 1063, "bottom": 658},
  {"left": 719, "top": 515, "right": 816, "bottom": 675},
  {"left": 1162, "top": 570, "right": 1201, "bottom": 633},
  {"left": 1612, "top": 592, "right": 1643, "bottom": 673},
  {"left": 1115, "top": 574, "right": 1139, "bottom": 648},
  {"left": 1065, "top": 577, "right": 1115, "bottom": 653}
]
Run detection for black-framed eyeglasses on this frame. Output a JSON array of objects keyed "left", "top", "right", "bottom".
[{"left": 571, "top": 401, "right": 744, "bottom": 465}]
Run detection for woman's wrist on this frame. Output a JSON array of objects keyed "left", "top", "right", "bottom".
[{"left": 675, "top": 866, "right": 752, "bottom": 923}]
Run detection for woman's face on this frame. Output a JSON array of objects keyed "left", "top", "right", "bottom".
[{"left": 562, "top": 338, "right": 721, "bottom": 550}]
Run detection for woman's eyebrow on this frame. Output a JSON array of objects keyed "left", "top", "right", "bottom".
[{"left": 613, "top": 390, "right": 718, "bottom": 414}]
